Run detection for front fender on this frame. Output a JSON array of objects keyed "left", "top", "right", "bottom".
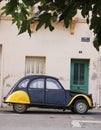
[
  {"left": 67, "top": 94, "right": 93, "bottom": 107},
  {"left": 5, "top": 90, "right": 30, "bottom": 104}
]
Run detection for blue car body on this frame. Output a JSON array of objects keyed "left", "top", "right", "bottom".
[{"left": 4, "top": 75, "right": 93, "bottom": 114}]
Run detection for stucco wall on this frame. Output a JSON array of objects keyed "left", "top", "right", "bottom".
[{"left": 0, "top": 19, "right": 99, "bottom": 106}]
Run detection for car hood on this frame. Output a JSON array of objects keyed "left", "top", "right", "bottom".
[{"left": 66, "top": 89, "right": 92, "bottom": 97}]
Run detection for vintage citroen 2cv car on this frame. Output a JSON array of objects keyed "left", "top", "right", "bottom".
[{"left": 4, "top": 75, "right": 93, "bottom": 114}]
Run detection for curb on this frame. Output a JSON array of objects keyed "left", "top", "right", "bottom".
[{"left": 0, "top": 106, "right": 101, "bottom": 113}]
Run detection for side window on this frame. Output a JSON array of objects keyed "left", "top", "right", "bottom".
[
  {"left": 46, "top": 78, "right": 62, "bottom": 90},
  {"left": 18, "top": 79, "right": 30, "bottom": 88},
  {"left": 29, "top": 79, "right": 44, "bottom": 89}
]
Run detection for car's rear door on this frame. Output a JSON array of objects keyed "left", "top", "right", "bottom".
[
  {"left": 28, "top": 78, "right": 45, "bottom": 104},
  {"left": 45, "top": 78, "right": 66, "bottom": 106}
]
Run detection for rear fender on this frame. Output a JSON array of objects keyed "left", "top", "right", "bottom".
[
  {"left": 67, "top": 94, "right": 92, "bottom": 107},
  {"left": 5, "top": 90, "right": 30, "bottom": 104}
]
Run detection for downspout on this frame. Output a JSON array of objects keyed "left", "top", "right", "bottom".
[
  {"left": 0, "top": 45, "right": 3, "bottom": 107},
  {"left": 97, "top": 46, "right": 101, "bottom": 107},
  {"left": 0, "top": 45, "right": 4, "bottom": 107}
]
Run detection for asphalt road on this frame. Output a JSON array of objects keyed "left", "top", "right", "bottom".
[{"left": 0, "top": 107, "right": 101, "bottom": 130}]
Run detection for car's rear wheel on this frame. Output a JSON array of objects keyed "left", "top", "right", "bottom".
[
  {"left": 73, "top": 99, "right": 88, "bottom": 114},
  {"left": 13, "top": 103, "right": 27, "bottom": 113}
]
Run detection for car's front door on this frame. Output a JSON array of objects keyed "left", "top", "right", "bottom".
[
  {"left": 45, "top": 78, "right": 66, "bottom": 106},
  {"left": 28, "top": 78, "right": 45, "bottom": 104}
]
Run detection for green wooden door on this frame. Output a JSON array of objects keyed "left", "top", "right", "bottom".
[{"left": 70, "top": 59, "right": 89, "bottom": 93}]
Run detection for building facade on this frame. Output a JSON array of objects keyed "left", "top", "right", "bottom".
[{"left": 0, "top": 10, "right": 101, "bottom": 107}]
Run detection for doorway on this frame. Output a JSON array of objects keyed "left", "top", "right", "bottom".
[{"left": 70, "top": 59, "right": 89, "bottom": 93}]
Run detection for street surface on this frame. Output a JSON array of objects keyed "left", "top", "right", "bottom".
[{"left": 0, "top": 107, "right": 101, "bottom": 130}]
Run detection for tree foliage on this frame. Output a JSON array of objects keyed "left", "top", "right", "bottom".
[{"left": 0, "top": 0, "right": 101, "bottom": 51}]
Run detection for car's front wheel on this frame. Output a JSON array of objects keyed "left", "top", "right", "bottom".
[
  {"left": 13, "top": 103, "right": 27, "bottom": 113},
  {"left": 73, "top": 99, "right": 88, "bottom": 114}
]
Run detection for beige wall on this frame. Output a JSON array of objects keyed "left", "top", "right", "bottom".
[{"left": 0, "top": 18, "right": 99, "bottom": 106}]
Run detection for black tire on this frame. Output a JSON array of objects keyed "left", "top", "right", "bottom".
[
  {"left": 73, "top": 99, "right": 88, "bottom": 114},
  {"left": 13, "top": 103, "right": 27, "bottom": 113},
  {"left": 71, "top": 108, "right": 75, "bottom": 113}
]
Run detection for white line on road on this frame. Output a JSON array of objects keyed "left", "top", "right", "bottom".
[{"left": 71, "top": 120, "right": 101, "bottom": 128}]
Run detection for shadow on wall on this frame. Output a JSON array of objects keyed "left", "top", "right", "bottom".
[
  {"left": 91, "top": 72, "right": 98, "bottom": 80},
  {"left": 2, "top": 74, "right": 18, "bottom": 98}
]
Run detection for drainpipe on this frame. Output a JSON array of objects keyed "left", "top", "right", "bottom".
[
  {"left": 0, "top": 45, "right": 4, "bottom": 108},
  {"left": 97, "top": 46, "right": 101, "bottom": 107}
]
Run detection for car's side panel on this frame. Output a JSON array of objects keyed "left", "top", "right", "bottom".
[
  {"left": 45, "top": 89, "right": 66, "bottom": 106},
  {"left": 67, "top": 94, "right": 93, "bottom": 107},
  {"left": 5, "top": 90, "right": 30, "bottom": 104},
  {"left": 28, "top": 88, "right": 45, "bottom": 104},
  {"left": 28, "top": 78, "right": 45, "bottom": 104}
]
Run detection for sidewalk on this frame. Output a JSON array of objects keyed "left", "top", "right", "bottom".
[
  {"left": 0, "top": 105, "right": 101, "bottom": 113},
  {"left": 0, "top": 106, "right": 13, "bottom": 112}
]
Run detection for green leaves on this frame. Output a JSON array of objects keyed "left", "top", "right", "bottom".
[
  {"left": 59, "top": 2, "right": 77, "bottom": 28},
  {"left": 91, "top": 15, "right": 101, "bottom": 51},
  {"left": 22, "top": 0, "right": 37, "bottom": 6},
  {"left": 0, "top": 0, "right": 101, "bottom": 51},
  {"left": 18, "top": 20, "right": 31, "bottom": 36},
  {"left": 1, "top": 0, "right": 31, "bottom": 35},
  {"left": 1, "top": 0, "right": 19, "bottom": 15},
  {"left": 93, "top": 32, "right": 101, "bottom": 51},
  {"left": 36, "top": 12, "right": 54, "bottom": 31}
]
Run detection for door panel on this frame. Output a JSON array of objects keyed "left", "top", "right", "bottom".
[
  {"left": 28, "top": 78, "right": 45, "bottom": 104},
  {"left": 70, "top": 59, "right": 89, "bottom": 93},
  {"left": 45, "top": 78, "right": 65, "bottom": 106},
  {"left": 46, "top": 89, "right": 65, "bottom": 105}
]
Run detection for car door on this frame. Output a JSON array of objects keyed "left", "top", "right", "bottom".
[
  {"left": 45, "top": 78, "right": 66, "bottom": 106},
  {"left": 28, "top": 78, "right": 45, "bottom": 104}
]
